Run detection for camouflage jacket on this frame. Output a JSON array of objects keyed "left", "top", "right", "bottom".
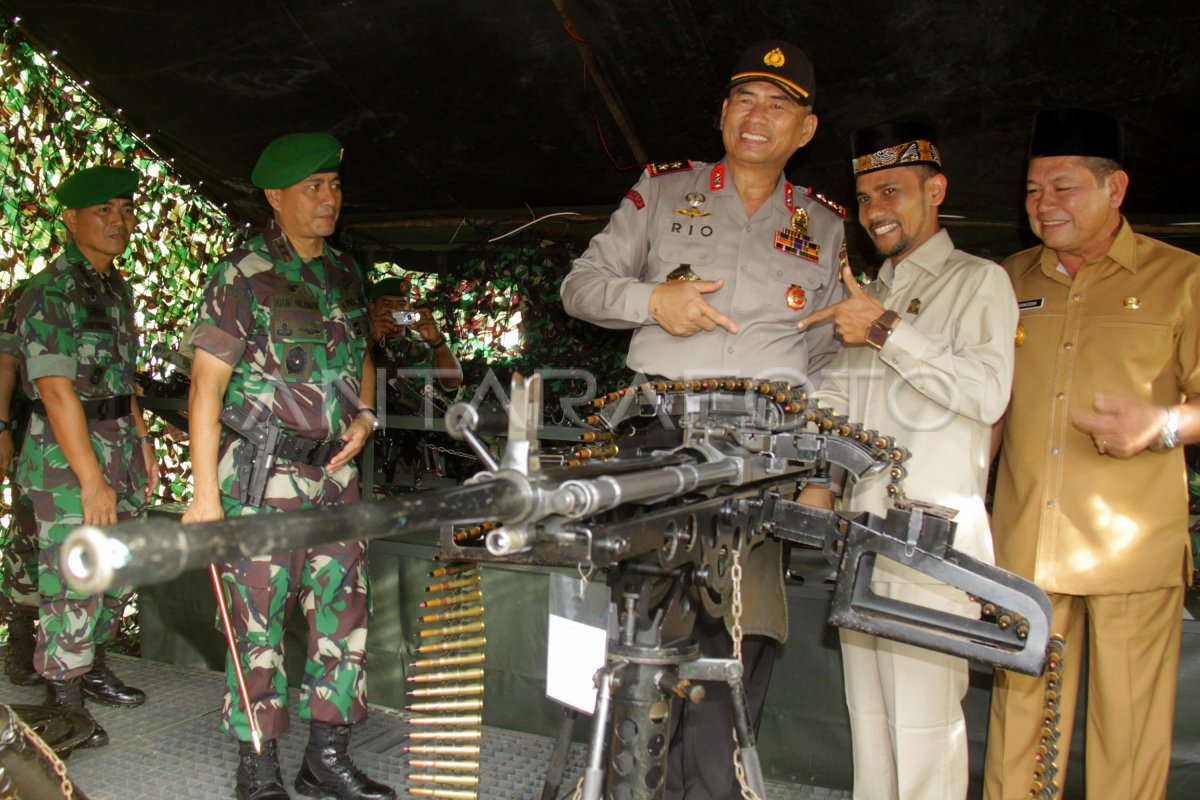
[
  {"left": 189, "top": 219, "right": 371, "bottom": 441},
  {"left": 14, "top": 242, "right": 138, "bottom": 401}
]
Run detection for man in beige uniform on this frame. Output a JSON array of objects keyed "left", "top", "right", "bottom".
[
  {"left": 561, "top": 40, "right": 845, "bottom": 800},
  {"left": 985, "top": 109, "right": 1200, "bottom": 799},
  {"left": 800, "top": 122, "right": 1016, "bottom": 799}
]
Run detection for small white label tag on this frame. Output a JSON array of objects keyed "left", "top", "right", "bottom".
[{"left": 546, "top": 613, "right": 607, "bottom": 714}]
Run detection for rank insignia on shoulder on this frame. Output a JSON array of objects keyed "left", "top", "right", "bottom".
[
  {"left": 624, "top": 189, "right": 645, "bottom": 210},
  {"left": 775, "top": 228, "right": 820, "bottom": 262},
  {"left": 647, "top": 160, "right": 694, "bottom": 178},
  {"left": 805, "top": 186, "right": 847, "bottom": 219}
]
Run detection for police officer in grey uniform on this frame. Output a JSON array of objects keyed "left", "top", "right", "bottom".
[{"left": 561, "top": 39, "right": 846, "bottom": 800}]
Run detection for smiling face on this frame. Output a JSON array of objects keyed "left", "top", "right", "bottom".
[
  {"left": 856, "top": 165, "right": 946, "bottom": 264},
  {"left": 62, "top": 197, "right": 136, "bottom": 271},
  {"left": 265, "top": 171, "right": 342, "bottom": 258},
  {"left": 1025, "top": 156, "right": 1127, "bottom": 263},
  {"left": 719, "top": 82, "right": 817, "bottom": 173}
]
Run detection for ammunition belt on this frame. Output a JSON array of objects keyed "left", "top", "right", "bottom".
[{"left": 30, "top": 394, "right": 132, "bottom": 421}]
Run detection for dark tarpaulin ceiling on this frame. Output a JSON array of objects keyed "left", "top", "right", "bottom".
[{"left": 4, "top": 0, "right": 1199, "bottom": 266}]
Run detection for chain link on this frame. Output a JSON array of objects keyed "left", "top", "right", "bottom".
[{"left": 728, "top": 549, "right": 760, "bottom": 800}]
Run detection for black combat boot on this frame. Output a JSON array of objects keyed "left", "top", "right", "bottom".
[
  {"left": 294, "top": 722, "right": 395, "bottom": 800},
  {"left": 236, "top": 739, "right": 291, "bottom": 800},
  {"left": 45, "top": 678, "right": 109, "bottom": 749},
  {"left": 79, "top": 645, "right": 146, "bottom": 707},
  {"left": 5, "top": 606, "right": 43, "bottom": 685}
]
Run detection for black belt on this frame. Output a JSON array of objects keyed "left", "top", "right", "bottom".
[{"left": 31, "top": 394, "right": 132, "bottom": 421}]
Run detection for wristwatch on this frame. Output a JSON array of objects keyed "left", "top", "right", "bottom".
[
  {"left": 357, "top": 406, "right": 381, "bottom": 431},
  {"left": 865, "top": 310, "right": 902, "bottom": 351},
  {"left": 1149, "top": 406, "right": 1181, "bottom": 452}
]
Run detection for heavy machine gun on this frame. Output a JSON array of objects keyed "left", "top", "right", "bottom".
[{"left": 60, "top": 374, "right": 1051, "bottom": 800}]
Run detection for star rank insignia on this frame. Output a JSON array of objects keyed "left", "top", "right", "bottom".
[
  {"left": 786, "top": 284, "right": 807, "bottom": 310},
  {"left": 676, "top": 191, "right": 711, "bottom": 218},
  {"left": 647, "top": 160, "right": 694, "bottom": 177}
]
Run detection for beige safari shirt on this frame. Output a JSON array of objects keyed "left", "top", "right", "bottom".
[
  {"left": 816, "top": 229, "right": 1017, "bottom": 579},
  {"left": 993, "top": 219, "right": 1200, "bottom": 594}
]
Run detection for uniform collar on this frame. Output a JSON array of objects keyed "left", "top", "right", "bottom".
[
  {"left": 1037, "top": 215, "right": 1137, "bottom": 277},
  {"left": 876, "top": 228, "right": 954, "bottom": 287}
]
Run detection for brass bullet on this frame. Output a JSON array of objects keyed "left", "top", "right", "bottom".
[
  {"left": 416, "top": 636, "right": 487, "bottom": 654},
  {"left": 407, "top": 714, "right": 482, "bottom": 726},
  {"left": 426, "top": 574, "right": 482, "bottom": 593},
  {"left": 408, "top": 774, "right": 480, "bottom": 787},
  {"left": 403, "top": 745, "right": 482, "bottom": 755},
  {"left": 406, "top": 730, "right": 482, "bottom": 741},
  {"left": 428, "top": 563, "right": 478, "bottom": 578},
  {"left": 419, "top": 590, "right": 483, "bottom": 609},
  {"left": 406, "top": 759, "right": 480, "bottom": 772},
  {"left": 408, "top": 682, "right": 485, "bottom": 698},
  {"left": 407, "top": 788, "right": 478, "bottom": 799},
  {"left": 406, "top": 699, "right": 483, "bottom": 713},
  {"left": 420, "top": 605, "right": 484, "bottom": 624},
  {"left": 407, "top": 668, "right": 485, "bottom": 684},
  {"left": 412, "top": 652, "right": 486, "bottom": 669},
  {"left": 419, "top": 621, "right": 485, "bottom": 639}
]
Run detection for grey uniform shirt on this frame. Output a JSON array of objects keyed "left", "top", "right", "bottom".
[{"left": 561, "top": 159, "right": 846, "bottom": 387}]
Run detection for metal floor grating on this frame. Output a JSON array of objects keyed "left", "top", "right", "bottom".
[{"left": 0, "top": 650, "right": 848, "bottom": 799}]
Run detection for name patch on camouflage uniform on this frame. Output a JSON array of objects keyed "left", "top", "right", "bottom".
[{"left": 647, "top": 160, "right": 693, "bottom": 178}]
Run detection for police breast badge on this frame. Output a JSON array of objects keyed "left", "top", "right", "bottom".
[
  {"left": 786, "top": 284, "right": 807, "bottom": 310},
  {"left": 774, "top": 183, "right": 820, "bottom": 262}
]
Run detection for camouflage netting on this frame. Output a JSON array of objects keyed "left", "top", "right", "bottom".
[{"left": 0, "top": 23, "right": 638, "bottom": 648}]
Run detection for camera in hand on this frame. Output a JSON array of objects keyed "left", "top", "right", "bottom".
[{"left": 392, "top": 310, "right": 420, "bottom": 325}]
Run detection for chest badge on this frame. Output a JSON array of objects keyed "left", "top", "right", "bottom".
[
  {"left": 786, "top": 284, "right": 807, "bottom": 310},
  {"left": 906, "top": 298, "right": 922, "bottom": 315},
  {"left": 285, "top": 345, "right": 309, "bottom": 375},
  {"left": 777, "top": 182, "right": 820, "bottom": 262},
  {"left": 676, "top": 192, "right": 711, "bottom": 218},
  {"left": 667, "top": 264, "right": 701, "bottom": 282}
]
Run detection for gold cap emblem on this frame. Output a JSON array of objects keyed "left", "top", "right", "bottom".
[{"left": 764, "top": 48, "right": 785, "bottom": 68}]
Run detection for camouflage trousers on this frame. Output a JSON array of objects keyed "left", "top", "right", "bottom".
[
  {"left": 18, "top": 415, "right": 147, "bottom": 681},
  {"left": 1, "top": 487, "right": 39, "bottom": 611},
  {"left": 217, "top": 437, "right": 369, "bottom": 742}
]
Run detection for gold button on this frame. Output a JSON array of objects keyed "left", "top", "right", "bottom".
[
  {"left": 1073, "top": 294, "right": 1081, "bottom": 301},
  {"left": 1056, "top": 393, "right": 1065, "bottom": 400},
  {"left": 1047, "top": 500, "right": 1056, "bottom": 508},
  {"left": 1064, "top": 342, "right": 1073, "bottom": 350},
  {"left": 1123, "top": 296, "right": 1141, "bottom": 309},
  {"left": 1051, "top": 447, "right": 1061, "bottom": 455}
]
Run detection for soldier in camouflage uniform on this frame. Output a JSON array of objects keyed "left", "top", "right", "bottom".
[
  {"left": 12, "top": 166, "right": 161, "bottom": 749},
  {"left": 0, "top": 279, "right": 42, "bottom": 686},
  {"left": 183, "top": 133, "right": 393, "bottom": 800}
]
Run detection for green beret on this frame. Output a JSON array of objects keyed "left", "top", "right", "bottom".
[
  {"left": 251, "top": 132, "right": 343, "bottom": 189},
  {"left": 55, "top": 166, "right": 138, "bottom": 209},
  {"left": 368, "top": 277, "right": 409, "bottom": 302}
]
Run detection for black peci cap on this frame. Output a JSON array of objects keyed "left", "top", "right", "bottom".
[
  {"left": 850, "top": 121, "right": 941, "bottom": 176},
  {"left": 1028, "top": 109, "right": 1123, "bottom": 164}
]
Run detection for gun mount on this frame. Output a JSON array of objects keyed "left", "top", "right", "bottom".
[{"left": 61, "top": 373, "right": 1051, "bottom": 800}]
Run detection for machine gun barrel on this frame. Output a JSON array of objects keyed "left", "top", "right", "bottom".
[{"left": 60, "top": 479, "right": 530, "bottom": 595}]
